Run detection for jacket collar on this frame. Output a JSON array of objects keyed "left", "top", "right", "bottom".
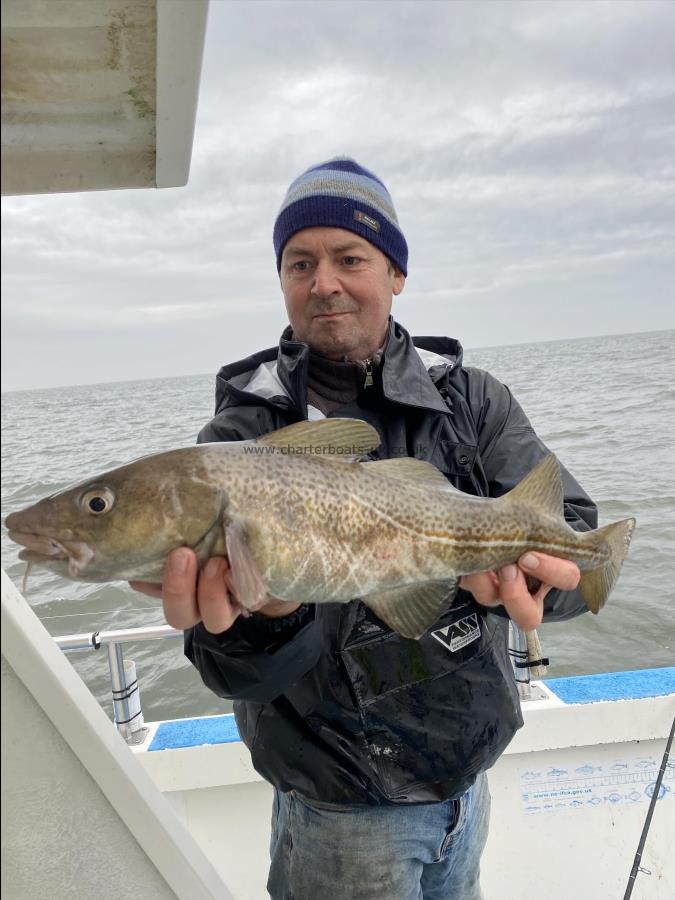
[
  {"left": 215, "top": 318, "right": 463, "bottom": 416},
  {"left": 380, "top": 320, "right": 457, "bottom": 413}
]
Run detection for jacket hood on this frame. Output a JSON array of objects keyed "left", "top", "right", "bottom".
[{"left": 213, "top": 318, "right": 465, "bottom": 417}]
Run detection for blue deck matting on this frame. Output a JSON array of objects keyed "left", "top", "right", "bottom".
[
  {"left": 544, "top": 667, "right": 675, "bottom": 705},
  {"left": 149, "top": 714, "right": 240, "bottom": 751},
  {"left": 148, "top": 667, "right": 675, "bottom": 750}
]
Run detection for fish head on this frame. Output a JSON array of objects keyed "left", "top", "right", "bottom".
[{"left": 4, "top": 448, "right": 227, "bottom": 582}]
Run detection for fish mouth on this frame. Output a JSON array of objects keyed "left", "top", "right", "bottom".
[
  {"left": 7, "top": 530, "right": 94, "bottom": 577},
  {"left": 8, "top": 530, "right": 69, "bottom": 560}
]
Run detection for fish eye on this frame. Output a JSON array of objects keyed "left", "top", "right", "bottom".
[{"left": 81, "top": 488, "right": 115, "bottom": 516}]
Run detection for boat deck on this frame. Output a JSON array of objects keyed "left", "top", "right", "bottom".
[{"left": 134, "top": 668, "right": 675, "bottom": 899}]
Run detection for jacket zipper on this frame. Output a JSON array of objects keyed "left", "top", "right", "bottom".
[{"left": 363, "top": 359, "right": 374, "bottom": 388}]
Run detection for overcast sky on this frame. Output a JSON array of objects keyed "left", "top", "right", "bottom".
[{"left": 2, "top": 0, "right": 674, "bottom": 392}]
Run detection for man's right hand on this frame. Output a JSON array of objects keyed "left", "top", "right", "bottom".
[{"left": 130, "top": 547, "right": 300, "bottom": 633}]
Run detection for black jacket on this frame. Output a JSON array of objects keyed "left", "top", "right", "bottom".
[{"left": 185, "top": 320, "right": 597, "bottom": 806}]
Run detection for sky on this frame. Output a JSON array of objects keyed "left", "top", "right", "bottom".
[{"left": 2, "top": 0, "right": 674, "bottom": 392}]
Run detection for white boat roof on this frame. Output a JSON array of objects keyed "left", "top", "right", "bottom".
[{"left": 1, "top": 0, "right": 208, "bottom": 195}]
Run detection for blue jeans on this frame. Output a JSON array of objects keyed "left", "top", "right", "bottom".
[{"left": 268, "top": 773, "right": 490, "bottom": 899}]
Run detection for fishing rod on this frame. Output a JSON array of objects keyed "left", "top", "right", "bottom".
[{"left": 622, "top": 713, "right": 674, "bottom": 899}]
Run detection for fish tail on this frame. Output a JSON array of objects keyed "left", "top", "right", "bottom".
[
  {"left": 578, "top": 518, "right": 636, "bottom": 613},
  {"left": 502, "top": 455, "right": 636, "bottom": 613}
]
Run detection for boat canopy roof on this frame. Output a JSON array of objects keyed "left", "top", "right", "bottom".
[{"left": 1, "top": 0, "right": 208, "bottom": 195}]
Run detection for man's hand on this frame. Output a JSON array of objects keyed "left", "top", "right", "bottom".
[
  {"left": 130, "top": 548, "right": 300, "bottom": 633},
  {"left": 459, "top": 553, "right": 581, "bottom": 631}
]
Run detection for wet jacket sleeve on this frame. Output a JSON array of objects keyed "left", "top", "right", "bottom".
[
  {"left": 185, "top": 606, "right": 322, "bottom": 702},
  {"left": 182, "top": 416, "right": 323, "bottom": 702},
  {"left": 467, "top": 369, "right": 598, "bottom": 622}
]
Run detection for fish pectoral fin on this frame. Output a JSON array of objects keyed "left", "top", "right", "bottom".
[
  {"left": 225, "top": 520, "right": 270, "bottom": 612},
  {"left": 361, "top": 580, "right": 458, "bottom": 640},
  {"left": 256, "top": 418, "right": 380, "bottom": 460},
  {"left": 501, "top": 454, "right": 565, "bottom": 520},
  {"left": 364, "top": 458, "right": 458, "bottom": 491}
]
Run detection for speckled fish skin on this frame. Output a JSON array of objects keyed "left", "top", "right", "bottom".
[{"left": 4, "top": 419, "right": 635, "bottom": 638}]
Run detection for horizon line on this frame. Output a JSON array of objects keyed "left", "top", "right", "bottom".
[{"left": 2, "top": 325, "right": 672, "bottom": 396}]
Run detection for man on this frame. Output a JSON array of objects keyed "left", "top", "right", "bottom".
[{"left": 133, "top": 158, "right": 592, "bottom": 899}]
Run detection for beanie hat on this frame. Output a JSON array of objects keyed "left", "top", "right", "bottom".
[{"left": 273, "top": 157, "right": 408, "bottom": 276}]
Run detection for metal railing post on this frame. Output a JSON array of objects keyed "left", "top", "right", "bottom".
[
  {"left": 106, "top": 640, "right": 147, "bottom": 744},
  {"left": 53, "top": 624, "right": 182, "bottom": 745},
  {"left": 509, "top": 622, "right": 532, "bottom": 700}
]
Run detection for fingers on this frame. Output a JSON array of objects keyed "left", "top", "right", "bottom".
[
  {"left": 157, "top": 550, "right": 242, "bottom": 633},
  {"left": 461, "top": 553, "right": 581, "bottom": 632},
  {"left": 129, "top": 580, "right": 164, "bottom": 599},
  {"left": 497, "top": 565, "right": 547, "bottom": 631},
  {"left": 197, "top": 557, "right": 241, "bottom": 634},
  {"left": 459, "top": 571, "right": 500, "bottom": 605},
  {"left": 161, "top": 548, "right": 201, "bottom": 629},
  {"left": 518, "top": 553, "right": 581, "bottom": 591}
]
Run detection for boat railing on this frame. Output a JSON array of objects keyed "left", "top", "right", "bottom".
[
  {"left": 52, "top": 621, "right": 540, "bottom": 745},
  {"left": 54, "top": 624, "right": 182, "bottom": 745}
]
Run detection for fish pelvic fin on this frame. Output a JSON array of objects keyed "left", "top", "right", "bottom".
[
  {"left": 361, "top": 579, "right": 458, "bottom": 640},
  {"left": 579, "top": 517, "right": 636, "bottom": 613},
  {"left": 501, "top": 454, "right": 564, "bottom": 521},
  {"left": 256, "top": 418, "right": 380, "bottom": 461}
]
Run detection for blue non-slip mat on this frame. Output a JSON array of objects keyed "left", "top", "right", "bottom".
[
  {"left": 149, "top": 714, "right": 241, "bottom": 751},
  {"left": 544, "top": 667, "right": 675, "bottom": 705}
]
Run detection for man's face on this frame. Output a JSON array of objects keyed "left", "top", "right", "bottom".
[{"left": 280, "top": 227, "right": 406, "bottom": 361}]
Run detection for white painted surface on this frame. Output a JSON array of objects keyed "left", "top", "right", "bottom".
[
  {"left": 484, "top": 733, "right": 674, "bottom": 900},
  {"left": 3, "top": 560, "right": 672, "bottom": 899},
  {"left": 2, "top": 656, "right": 178, "bottom": 900},
  {"left": 1, "top": 0, "right": 208, "bottom": 194},
  {"left": 143, "top": 736, "right": 262, "bottom": 793},
  {"left": 155, "top": 0, "right": 208, "bottom": 188},
  {"left": 164, "top": 781, "right": 275, "bottom": 900},
  {"left": 1, "top": 569, "right": 233, "bottom": 900},
  {"left": 137, "top": 694, "right": 674, "bottom": 900}
]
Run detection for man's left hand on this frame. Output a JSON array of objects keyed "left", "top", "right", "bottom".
[{"left": 459, "top": 553, "right": 581, "bottom": 631}]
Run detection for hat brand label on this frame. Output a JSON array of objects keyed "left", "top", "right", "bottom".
[{"left": 354, "top": 210, "right": 381, "bottom": 232}]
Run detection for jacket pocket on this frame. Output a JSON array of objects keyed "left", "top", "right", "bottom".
[
  {"left": 431, "top": 440, "right": 483, "bottom": 494},
  {"left": 339, "top": 602, "right": 520, "bottom": 800},
  {"left": 434, "top": 440, "right": 477, "bottom": 477}
]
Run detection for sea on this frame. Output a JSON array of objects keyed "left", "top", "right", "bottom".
[{"left": 1, "top": 329, "right": 674, "bottom": 725}]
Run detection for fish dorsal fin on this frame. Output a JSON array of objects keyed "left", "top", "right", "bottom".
[
  {"left": 361, "top": 579, "right": 458, "bottom": 639},
  {"left": 256, "top": 418, "right": 380, "bottom": 460},
  {"left": 502, "top": 454, "right": 564, "bottom": 520},
  {"left": 365, "top": 458, "right": 457, "bottom": 491}
]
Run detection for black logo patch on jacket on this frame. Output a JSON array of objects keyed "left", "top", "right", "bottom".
[{"left": 431, "top": 613, "right": 481, "bottom": 652}]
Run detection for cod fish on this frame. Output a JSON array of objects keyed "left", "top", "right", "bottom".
[{"left": 5, "top": 419, "right": 635, "bottom": 639}]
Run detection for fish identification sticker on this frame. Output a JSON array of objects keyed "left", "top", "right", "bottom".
[{"left": 431, "top": 613, "right": 480, "bottom": 652}]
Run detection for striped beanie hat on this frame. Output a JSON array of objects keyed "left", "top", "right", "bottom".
[{"left": 273, "top": 157, "right": 408, "bottom": 275}]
